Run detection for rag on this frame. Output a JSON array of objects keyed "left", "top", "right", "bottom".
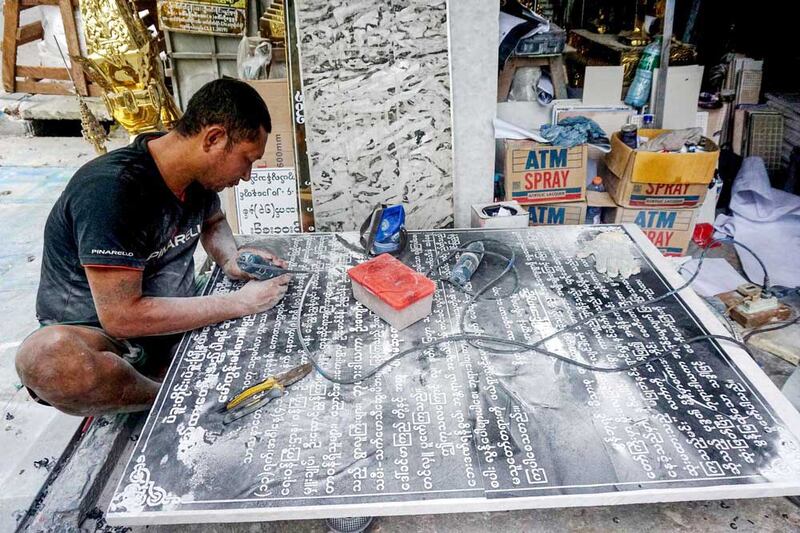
[
  {"left": 540, "top": 116, "right": 610, "bottom": 149},
  {"left": 639, "top": 127, "right": 703, "bottom": 152}
]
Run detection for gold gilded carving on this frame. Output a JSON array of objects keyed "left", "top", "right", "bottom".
[{"left": 76, "top": 0, "right": 181, "bottom": 135}]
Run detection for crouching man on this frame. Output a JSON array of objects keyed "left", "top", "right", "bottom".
[{"left": 16, "top": 79, "right": 289, "bottom": 416}]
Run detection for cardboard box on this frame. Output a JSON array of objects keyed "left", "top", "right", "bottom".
[
  {"left": 603, "top": 172, "right": 711, "bottom": 209},
  {"left": 246, "top": 80, "right": 295, "bottom": 169},
  {"left": 470, "top": 201, "right": 529, "bottom": 229},
  {"left": 526, "top": 202, "right": 587, "bottom": 226},
  {"left": 504, "top": 140, "right": 587, "bottom": 205},
  {"left": 604, "top": 206, "right": 699, "bottom": 256},
  {"left": 604, "top": 129, "right": 719, "bottom": 209}
]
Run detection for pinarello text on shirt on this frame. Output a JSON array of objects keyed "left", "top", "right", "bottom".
[
  {"left": 91, "top": 248, "right": 134, "bottom": 257},
  {"left": 147, "top": 224, "right": 202, "bottom": 261}
]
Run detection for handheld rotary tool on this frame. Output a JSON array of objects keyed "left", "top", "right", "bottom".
[{"left": 237, "top": 252, "right": 311, "bottom": 280}]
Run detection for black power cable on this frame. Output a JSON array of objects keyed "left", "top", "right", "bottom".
[
  {"left": 743, "top": 314, "right": 800, "bottom": 343},
  {"left": 295, "top": 234, "right": 773, "bottom": 386}
]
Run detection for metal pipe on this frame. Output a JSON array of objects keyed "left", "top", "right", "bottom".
[{"left": 653, "top": 0, "right": 675, "bottom": 128}]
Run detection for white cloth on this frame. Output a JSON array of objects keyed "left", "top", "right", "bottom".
[
  {"left": 493, "top": 118, "right": 549, "bottom": 142},
  {"left": 715, "top": 157, "right": 800, "bottom": 288},
  {"left": 678, "top": 258, "right": 747, "bottom": 297}
]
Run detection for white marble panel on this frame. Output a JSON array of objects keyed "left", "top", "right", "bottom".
[
  {"left": 295, "top": 0, "right": 454, "bottom": 231},
  {"left": 448, "top": 0, "right": 499, "bottom": 227}
]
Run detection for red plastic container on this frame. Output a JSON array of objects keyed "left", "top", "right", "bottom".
[{"left": 347, "top": 254, "right": 435, "bottom": 330}]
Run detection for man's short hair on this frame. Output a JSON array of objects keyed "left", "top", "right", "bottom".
[{"left": 174, "top": 79, "right": 272, "bottom": 144}]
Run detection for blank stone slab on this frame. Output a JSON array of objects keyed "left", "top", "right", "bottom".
[
  {"left": 295, "top": 0, "right": 454, "bottom": 231},
  {"left": 107, "top": 226, "right": 800, "bottom": 526}
]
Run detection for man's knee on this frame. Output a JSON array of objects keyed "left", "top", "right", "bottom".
[
  {"left": 16, "top": 326, "right": 99, "bottom": 406},
  {"left": 17, "top": 326, "right": 70, "bottom": 380}
]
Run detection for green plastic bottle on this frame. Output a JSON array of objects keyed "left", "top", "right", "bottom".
[{"left": 625, "top": 36, "right": 662, "bottom": 109}]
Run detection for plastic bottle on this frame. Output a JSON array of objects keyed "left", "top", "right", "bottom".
[
  {"left": 585, "top": 176, "right": 605, "bottom": 225},
  {"left": 624, "top": 36, "right": 662, "bottom": 109}
]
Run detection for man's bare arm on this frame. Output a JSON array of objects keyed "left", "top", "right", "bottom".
[
  {"left": 85, "top": 266, "right": 289, "bottom": 339},
  {"left": 200, "top": 210, "right": 240, "bottom": 274}
]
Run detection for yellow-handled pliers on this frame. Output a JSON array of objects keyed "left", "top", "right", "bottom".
[{"left": 220, "top": 363, "right": 313, "bottom": 425}]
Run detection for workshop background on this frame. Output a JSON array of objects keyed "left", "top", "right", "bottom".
[{"left": 2, "top": 0, "right": 800, "bottom": 531}]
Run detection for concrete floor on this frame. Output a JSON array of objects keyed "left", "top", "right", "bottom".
[
  {"left": 0, "top": 120, "right": 127, "bottom": 530},
  {"left": 84, "top": 497, "right": 800, "bottom": 532},
  {"left": 0, "top": 163, "right": 84, "bottom": 531}
]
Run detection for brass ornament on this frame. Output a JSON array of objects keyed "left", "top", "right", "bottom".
[
  {"left": 53, "top": 37, "right": 108, "bottom": 154},
  {"left": 79, "top": 98, "right": 109, "bottom": 155},
  {"left": 260, "top": 0, "right": 286, "bottom": 42},
  {"left": 76, "top": 0, "right": 181, "bottom": 136}
]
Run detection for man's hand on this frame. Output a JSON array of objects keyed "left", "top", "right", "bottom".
[
  {"left": 200, "top": 211, "right": 289, "bottom": 281},
  {"left": 222, "top": 248, "right": 289, "bottom": 280},
  {"left": 577, "top": 231, "right": 641, "bottom": 279},
  {"left": 233, "top": 275, "right": 292, "bottom": 314}
]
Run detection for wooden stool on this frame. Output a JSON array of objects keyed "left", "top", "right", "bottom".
[
  {"left": 2, "top": 0, "right": 95, "bottom": 96},
  {"left": 498, "top": 53, "right": 568, "bottom": 102}
]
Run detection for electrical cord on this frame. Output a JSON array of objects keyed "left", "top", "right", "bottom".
[
  {"left": 709, "top": 232, "right": 773, "bottom": 293},
  {"left": 743, "top": 314, "right": 800, "bottom": 343},
  {"left": 294, "top": 235, "right": 773, "bottom": 386}
]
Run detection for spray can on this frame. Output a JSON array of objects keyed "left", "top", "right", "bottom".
[
  {"left": 449, "top": 241, "right": 485, "bottom": 286},
  {"left": 585, "top": 176, "right": 605, "bottom": 224},
  {"left": 620, "top": 123, "right": 638, "bottom": 149}
]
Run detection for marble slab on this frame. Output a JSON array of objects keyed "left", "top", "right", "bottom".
[
  {"left": 448, "top": 0, "right": 499, "bottom": 227},
  {"left": 293, "top": 0, "right": 454, "bottom": 231},
  {"left": 107, "top": 226, "right": 800, "bottom": 526}
]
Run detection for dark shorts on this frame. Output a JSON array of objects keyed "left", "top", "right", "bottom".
[{"left": 25, "top": 322, "right": 181, "bottom": 406}]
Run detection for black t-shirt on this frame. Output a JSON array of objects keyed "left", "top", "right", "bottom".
[{"left": 36, "top": 133, "right": 221, "bottom": 326}]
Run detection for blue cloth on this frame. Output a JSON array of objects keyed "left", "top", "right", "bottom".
[{"left": 540, "top": 116, "right": 609, "bottom": 148}]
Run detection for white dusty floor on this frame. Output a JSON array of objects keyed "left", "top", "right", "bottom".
[
  {"left": 2, "top": 112, "right": 800, "bottom": 532},
  {"left": 0, "top": 118, "right": 127, "bottom": 530},
  {"left": 0, "top": 162, "right": 84, "bottom": 531}
]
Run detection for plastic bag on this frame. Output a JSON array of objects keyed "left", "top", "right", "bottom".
[
  {"left": 237, "top": 37, "right": 272, "bottom": 80},
  {"left": 508, "top": 67, "right": 541, "bottom": 102}
]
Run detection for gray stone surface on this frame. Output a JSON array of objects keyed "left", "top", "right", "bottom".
[
  {"left": 106, "top": 226, "right": 800, "bottom": 527},
  {"left": 0, "top": 134, "right": 127, "bottom": 167},
  {"left": 0, "top": 111, "right": 29, "bottom": 135},
  {"left": 296, "top": 0, "right": 454, "bottom": 231},
  {"left": 0, "top": 93, "right": 111, "bottom": 122}
]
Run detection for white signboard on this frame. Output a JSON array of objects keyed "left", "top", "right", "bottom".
[{"left": 234, "top": 168, "right": 301, "bottom": 235}]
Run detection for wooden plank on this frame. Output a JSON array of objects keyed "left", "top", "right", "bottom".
[
  {"left": 20, "top": 0, "right": 60, "bottom": 6},
  {"left": 22, "top": 414, "right": 140, "bottom": 532},
  {"left": 14, "top": 79, "right": 73, "bottom": 95},
  {"left": 13, "top": 77, "right": 100, "bottom": 96},
  {"left": 17, "top": 65, "right": 71, "bottom": 80},
  {"left": 2, "top": 0, "right": 20, "bottom": 92},
  {"left": 16, "top": 20, "right": 43, "bottom": 45},
  {"left": 88, "top": 84, "right": 104, "bottom": 97},
  {"left": 58, "top": 0, "right": 88, "bottom": 96},
  {"left": 549, "top": 55, "right": 568, "bottom": 100}
]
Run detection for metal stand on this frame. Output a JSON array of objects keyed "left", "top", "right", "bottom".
[{"left": 325, "top": 516, "right": 374, "bottom": 533}]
